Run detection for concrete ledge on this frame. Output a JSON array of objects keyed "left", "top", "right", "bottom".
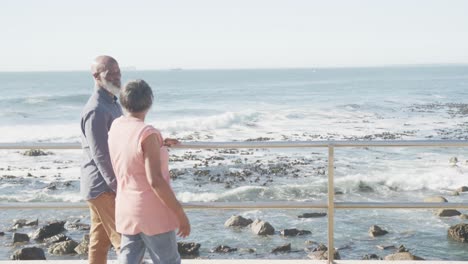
[{"left": 0, "top": 260, "right": 465, "bottom": 264}]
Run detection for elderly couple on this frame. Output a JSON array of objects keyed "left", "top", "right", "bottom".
[{"left": 80, "top": 55, "right": 190, "bottom": 264}]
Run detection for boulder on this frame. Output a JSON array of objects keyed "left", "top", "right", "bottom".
[
  {"left": 362, "top": 254, "right": 382, "bottom": 260},
  {"left": 449, "top": 157, "right": 458, "bottom": 165},
  {"left": 13, "top": 219, "right": 38, "bottom": 229},
  {"left": 307, "top": 244, "right": 340, "bottom": 260},
  {"left": 250, "top": 219, "right": 275, "bottom": 235},
  {"left": 177, "top": 242, "right": 201, "bottom": 256},
  {"left": 384, "top": 252, "right": 424, "bottom": 260},
  {"left": 43, "top": 234, "right": 70, "bottom": 244},
  {"left": 434, "top": 209, "right": 461, "bottom": 217},
  {"left": 48, "top": 240, "right": 79, "bottom": 255},
  {"left": 271, "top": 243, "right": 291, "bottom": 253},
  {"left": 280, "top": 228, "right": 311, "bottom": 236},
  {"left": 211, "top": 245, "right": 237, "bottom": 253},
  {"left": 31, "top": 221, "right": 65, "bottom": 241},
  {"left": 10, "top": 247, "right": 46, "bottom": 260},
  {"left": 460, "top": 214, "right": 468, "bottom": 220},
  {"left": 448, "top": 223, "right": 468, "bottom": 243},
  {"left": 65, "top": 220, "right": 90, "bottom": 231},
  {"left": 74, "top": 235, "right": 89, "bottom": 255},
  {"left": 22, "top": 149, "right": 49, "bottom": 156},
  {"left": 457, "top": 186, "right": 468, "bottom": 192},
  {"left": 224, "top": 215, "right": 253, "bottom": 227},
  {"left": 298, "top": 212, "right": 327, "bottom": 218},
  {"left": 12, "top": 233, "right": 30, "bottom": 243},
  {"left": 369, "top": 225, "right": 388, "bottom": 237},
  {"left": 423, "top": 196, "right": 448, "bottom": 203}
]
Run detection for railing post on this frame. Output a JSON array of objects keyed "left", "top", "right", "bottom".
[{"left": 327, "top": 145, "right": 335, "bottom": 264}]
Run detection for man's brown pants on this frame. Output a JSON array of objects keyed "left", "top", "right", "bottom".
[{"left": 87, "top": 192, "right": 121, "bottom": 264}]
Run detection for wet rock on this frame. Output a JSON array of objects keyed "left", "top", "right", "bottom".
[
  {"left": 307, "top": 244, "right": 340, "bottom": 260},
  {"left": 362, "top": 254, "right": 382, "bottom": 260},
  {"left": 449, "top": 157, "right": 458, "bottom": 165},
  {"left": 250, "top": 219, "right": 275, "bottom": 235},
  {"left": 245, "top": 137, "right": 272, "bottom": 141},
  {"left": 376, "top": 244, "right": 396, "bottom": 250},
  {"left": 280, "top": 228, "right": 311, "bottom": 236},
  {"left": 65, "top": 220, "right": 90, "bottom": 231},
  {"left": 451, "top": 191, "right": 460, "bottom": 196},
  {"left": 224, "top": 215, "right": 253, "bottom": 227},
  {"left": 423, "top": 196, "right": 448, "bottom": 203},
  {"left": 22, "top": 149, "right": 50, "bottom": 156},
  {"left": 211, "top": 245, "right": 237, "bottom": 253},
  {"left": 298, "top": 212, "right": 327, "bottom": 218},
  {"left": 43, "top": 234, "right": 70, "bottom": 244},
  {"left": 169, "top": 169, "right": 186, "bottom": 179},
  {"left": 0, "top": 232, "right": 4, "bottom": 236},
  {"left": 11, "top": 247, "right": 46, "bottom": 260},
  {"left": 448, "top": 223, "right": 468, "bottom": 243},
  {"left": 460, "top": 214, "right": 468, "bottom": 220},
  {"left": 457, "top": 186, "right": 468, "bottom": 192},
  {"left": 31, "top": 221, "right": 66, "bottom": 241},
  {"left": 13, "top": 219, "right": 38, "bottom": 229},
  {"left": 177, "top": 242, "right": 201, "bottom": 256},
  {"left": 239, "top": 248, "right": 256, "bottom": 253},
  {"left": 12, "top": 233, "right": 30, "bottom": 243},
  {"left": 358, "top": 181, "right": 373, "bottom": 192},
  {"left": 74, "top": 234, "right": 89, "bottom": 255},
  {"left": 271, "top": 243, "right": 291, "bottom": 253},
  {"left": 434, "top": 209, "right": 461, "bottom": 217},
  {"left": 396, "top": 245, "right": 409, "bottom": 252},
  {"left": 48, "top": 240, "right": 79, "bottom": 255},
  {"left": 369, "top": 225, "right": 388, "bottom": 237},
  {"left": 384, "top": 252, "right": 424, "bottom": 260}
]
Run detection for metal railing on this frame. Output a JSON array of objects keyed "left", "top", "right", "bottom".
[{"left": 1, "top": 140, "right": 468, "bottom": 263}]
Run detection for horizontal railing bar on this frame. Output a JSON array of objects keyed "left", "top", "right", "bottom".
[
  {"left": 0, "top": 202, "right": 467, "bottom": 210},
  {"left": 1, "top": 140, "right": 468, "bottom": 150}
]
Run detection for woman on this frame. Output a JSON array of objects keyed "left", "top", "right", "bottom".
[{"left": 108, "top": 79, "right": 190, "bottom": 264}]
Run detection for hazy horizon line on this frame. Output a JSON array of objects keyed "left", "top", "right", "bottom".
[{"left": 1, "top": 62, "right": 467, "bottom": 73}]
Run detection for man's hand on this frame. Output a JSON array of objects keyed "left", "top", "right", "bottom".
[{"left": 163, "top": 138, "right": 180, "bottom": 147}]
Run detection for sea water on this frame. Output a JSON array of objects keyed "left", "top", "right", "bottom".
[{"left": 0, "top": 66, "right": 467, "bottom": 260}]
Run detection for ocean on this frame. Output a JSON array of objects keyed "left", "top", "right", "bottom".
[{"left": 0, "top": 66, "right": 467, "bottom": 260}]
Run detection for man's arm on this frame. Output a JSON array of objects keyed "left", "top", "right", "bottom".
[{"left": 83, "top": 110, "right": 117, "bottom": 192}]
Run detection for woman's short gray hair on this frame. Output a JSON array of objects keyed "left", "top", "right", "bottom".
[{"left": 120, "top": 79, "right": 154, "bottom": 113}]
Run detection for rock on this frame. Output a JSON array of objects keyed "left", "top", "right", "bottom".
[
  {"left": 449, "top": 157, "right": 458, "bottom": 165},
  {"left": 271, "top": 243, "right": 291, "bottom": 253},
  {"left": 396, "top": 245, "right": 409, "bottom": 253},
  {"left": 177, "top": 242, "right": 201, "bottom": 256},
  {"left": 423, "top": 196, "right": 448, "bottom": 203},
  {"left": 363, "top": 254, "right": 382, "bottom": 260},
  {"left": 460, "top": 214, "right": 468, "bottom": 220},
  {"left": 369, "top": 225, "right": 388, "bottom": 237},
  {"left": 43, "top": 234, "right": 70, "bottom": 244},
  {"left": 0, "top": 232, "right": 4, "bottom": 236},
  {"left": 239, "top": 248, "right": 255, "bottom": 253},
  {"left": 12, "top": 233, "right": 30, "bottom": 243},
  {"left": 434, "top": 209, "right": 461, "bottom": 217},
  {"left": 48, "top": 240, "right": 79, "bottom": 255},
  {"left": 457, "top": 186, "right": 468, "bottom": 192},
  {"left": 298, "top": 212, "right": 327, "bottom": 218},
  {"left": 13, "top": 219, "right": 38, "bottom": 228},
  {"left": 384, "top": 252, "right": 424, "bottom": 260},
  {"left": 74, "top": 235, "right": 89, "bottom": 255},
  {"left": 65, "top": 220, "right": 90, "bottom": 231},
  {"left": 224, "top": 215, "right": 253, "bottom": 227},
  {"left": 22, "top": 149, "right": 49, "bottom": 156},
  {"left": 376, "top": 245, "right": 396, "bottom": 250},
  {"left": 250, "top": 219, "right": 275, "bottom": 235},
  {"left": 31, "top": 221, "right": 66, "bottom": 241},
  {"left": 280, "top": 228, "right": 311, "bottom": 236},
  {"left": 451, "top": 191, "right": 460, "bottom": 196},
  {"left": 211, "top": 245, "right": 237, "bottom": 253},
  {"left": 448, "top": 223, "right": 468, "bottom": 243},
  {"left": 11, "top": 247, "right": 46, "bottom": 260},
  {"left": 307, "top": 244, "right": 340, "bottom": 260}
]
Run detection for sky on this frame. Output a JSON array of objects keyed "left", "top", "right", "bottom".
[{"left": 1, "top": 0, "right": 468, "bottom": 71}]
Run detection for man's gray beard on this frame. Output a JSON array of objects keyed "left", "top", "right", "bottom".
[{"left": 101, "top": 79, "right": 121, "bottom": 96}]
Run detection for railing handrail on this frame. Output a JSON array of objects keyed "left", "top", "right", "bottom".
[
  {"left": 1, "top": 140, "right": 467, "bottom": 263},
  {"left": 1, "top": 139, "right": 468, "bottom": 149}
]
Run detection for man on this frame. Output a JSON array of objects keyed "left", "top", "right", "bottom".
[{"left": 80, "top": 55, "right": 123, "bottom": 264}]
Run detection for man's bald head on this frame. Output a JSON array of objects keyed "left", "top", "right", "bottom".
[{"left": 91, "top": 55, "right": 122, "bottom": 95}]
